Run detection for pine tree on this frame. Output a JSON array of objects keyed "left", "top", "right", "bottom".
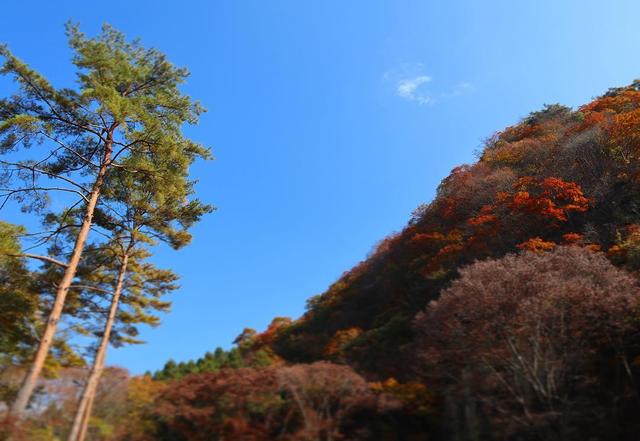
[
  {"left": 0, "top": 22, "right": 210, "bottom": 415},
  {"left": 68, "top": 148, "right": 210, "bottom": 440}
]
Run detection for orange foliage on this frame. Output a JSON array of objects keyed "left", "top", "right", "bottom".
[
  {"left": 323, "top": 327, "right": 363, "bottom": 357},
  {"left": 421, "top": 176, "right": 589, "bottom": 278},
  {"left": 562, "top": 232, "right": 583, "bottom": 244},
  {"left": 568, "top": 111, "right": 608, "bottom": 135},
  {"left": 517, "top": 237, "right": 556, "bottom": 252},
  {"left": 608, "top": 244, "right": 623, "bottom": 257},
  {"left": 499, "top": 123, "right": 545, "bottom": 143},
  {"left": 422, "top": 242, "right": 465, "bottom": 277},
  {"left": 411, "top": 232, "right": 446, "bottom": 243},
  {"left": 578, "top": 88, "right": 640, "bottom": 156},
  {"left": 466, "top": 177, "right": 588, "bottom": 240},
  {"left": 467, "top": 205, "right": 497, "bottom": 226},
  {"left": 610, "top": 108, "right": 640, "bottom": 150},
  {"left": 580, "top": 89, "right": 640, "bottom": 114},
  {"left": 485, "top": 134, "right": 559, "bottom": 165},
  {"left": 500, "top": 177, "right": 589, "bottom": 222},
  {"left": 412, "top": 230, "right": 462, "bottom": 246},
  {"left": 257, "top": 317, "right": 293, "bottom": 346},
  {"left": 369, "top": 378, "right": 433, "bottom": 416}
]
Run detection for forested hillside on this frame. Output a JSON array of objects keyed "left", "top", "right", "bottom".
[
  {"left": 267, "top": 95, "right": 640, "bottom": 378},
  {"left": 3, "top": 23, "right": 640, "bottom": 441},
  {"left": 142, "top": 83, "right": 640, "bottom": 440}
]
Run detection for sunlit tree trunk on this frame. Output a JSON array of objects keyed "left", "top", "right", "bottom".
[
  {"left": 76, "top": 392, "right": 95, "bottom": 441},
  {"left": 10, "top": 137, "right": 114, "bottom": 416},
  {"left": 68, "top": 252, "right": 129, "bottom": 441}
]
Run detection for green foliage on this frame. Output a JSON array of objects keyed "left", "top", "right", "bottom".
[
  {"left": 0, "top": 20, "right": 212, "bottom": 418},
  {"left": 0, "top": 222, "right": 35, "bottom": 375},
  {"left": 153, "top": 347, "right": 250, "bottom": 381}
]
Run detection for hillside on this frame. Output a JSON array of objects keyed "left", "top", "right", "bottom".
[
  {"left": 134, "top": 81, "right": 640, "bottom": 440},
  {"left": 6, "top": 81, "right": 640, "bottom": 440},
  {"left": 259, "top": 84, "right": 640, "bottom": 378}
]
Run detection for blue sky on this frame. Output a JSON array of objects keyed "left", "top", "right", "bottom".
[{"left": 2, "top": 1, "right": 640, "bottom": 374}]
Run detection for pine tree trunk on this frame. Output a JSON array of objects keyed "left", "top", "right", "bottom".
[
  {"left": 10, "top": 137, "right": 113, "bottom": 416},
  {"left": 68, "top": 252, "right": 129, "bottom": 441},
  {"left": 76, "top": 392, "right": 95, "bottom": 441}
]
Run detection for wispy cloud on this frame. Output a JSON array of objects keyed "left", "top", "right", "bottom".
[
  {"left": 397, "top": 75, "right": 433, "bottom": 105},
  {"left": 384, "top": 64, "right": 473, "bottom": 106}
]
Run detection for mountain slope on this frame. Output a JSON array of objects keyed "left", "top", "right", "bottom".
[{"left": 261, "top": 84, "right": 640, "bottom": 379}]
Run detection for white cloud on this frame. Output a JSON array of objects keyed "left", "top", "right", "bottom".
[
  {"left": 396, "top": 75, "right": 433, "bottom": 105},
  {"left": 383, "top": 64, "right": 474, "bottom": 106}
]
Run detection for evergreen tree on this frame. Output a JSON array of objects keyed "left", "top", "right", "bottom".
[
  {"left": 68, "top": 148, "right": 211, "bottom": 440},
  {"left": 0, "top": 22, "right": 210, "bottom": 415}
]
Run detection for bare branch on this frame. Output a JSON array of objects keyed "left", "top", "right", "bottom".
[
  {"left": 69, "top": 284, "right": 113, "bottom": 295},
  {"left": 11, "top": 253, "right": 68, "bottom": 268},
  {"left": 0, "top": 186, "right": 90, "bottom": 207},
  {"left": 0, "top": 160, "right": 91, "bottom": 194},
  {"left": 38, "top": 131, "right": 100, "bottom": 169}
]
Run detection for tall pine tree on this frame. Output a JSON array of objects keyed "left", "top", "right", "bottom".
[
  {"left": 0, "top": 23, "right": 210, "bottom": 415},
  {"left": 68, "top": 150, "right": 210, "bottom": 441}
]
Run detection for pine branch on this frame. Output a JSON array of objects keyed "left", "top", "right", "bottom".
[{"left": 11, "top": 252, "right": 68, "bottom": 268}]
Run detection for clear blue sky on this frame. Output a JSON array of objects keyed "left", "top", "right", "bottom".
[{"left": 2, "top": 1, "right": 640, "bottom": 374}]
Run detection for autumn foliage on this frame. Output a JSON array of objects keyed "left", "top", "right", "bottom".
[
  {"left": 415, "top": 247, "right": 640, "bottom": 439},
  {"left": 128, "top": 362, "right": 405, "bottom": 441},
  {"left": 5, "top": 80, "right": 640, "bottom": 440},
  {"left": 251, "top": 83, "right": 640, "bottom": 439}
]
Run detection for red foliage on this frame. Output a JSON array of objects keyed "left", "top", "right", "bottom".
[
  {"left": 501, "top": 177, "right": 589, "bottom": 222},
  {"left": 562, "top": 232, "right": 583, "bottom": 244},
  {"left": 467, "top": 205, "right": 497, "bottom": 227},
  {"left": 467, "top": 176, "right": 589, "bottom": 237},
  {"left": 154, "top": 368, "right": 284, "bottom": 441},
  {"left": 150, "top": 363, "right": 379, "bottom": 441},
  {"left": 257, "top": 317, "right": 293, "bottom": 346}
]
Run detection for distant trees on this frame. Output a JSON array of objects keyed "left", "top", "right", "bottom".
[
  {"left": 155, "top": 367, "right": 286, "bottom": 440},
  {"left": 415, "top": 247, "right": 640, "bottom": 440},
  {"left": 152, "top": 347, "right": 247, "bottom": 381},
  {"left": 146, "top": 362, "right": 379, "bottom": 441}
]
